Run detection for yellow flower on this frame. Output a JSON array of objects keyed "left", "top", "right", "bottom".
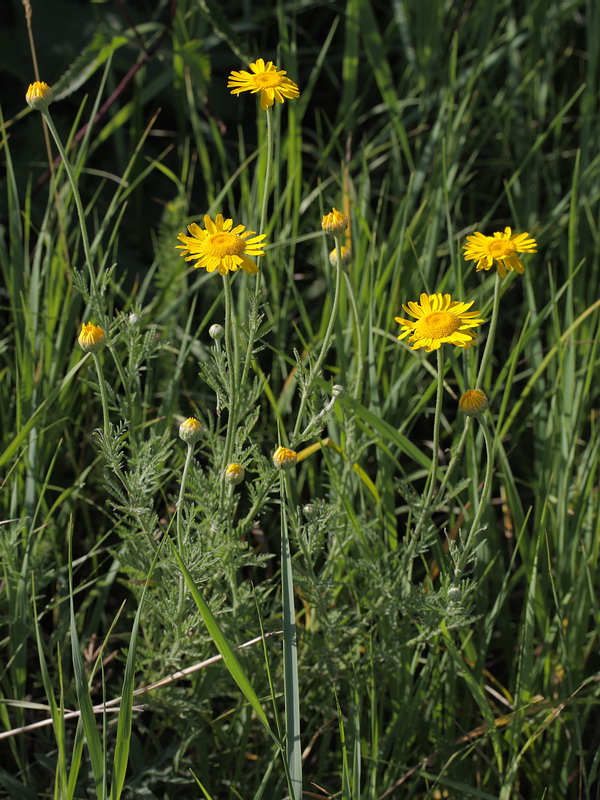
[
  {"left": 321, "top": 208, "right": 348, "bottom": 234},
  {"left": 179, "top": 417, "right": 203, "bottom": 444},
  {"left": 227, "top": 58, "right": 300, "bottom": 111},
  {"left": 78, "top": 322, "right": 105, "bottom": 352},
  {"left": 273, "top": 446, "right": 297, "bottom": 470},
  {"left": 26, "top": 81, "right": 53, "bottom": 110},
  {"left": 225, "top": 463, "right": 245, "bottom": 485},
  {"left": 463, "top": 227, "right": 537, "bottom": 278},
  {"left": 329, "top": 246, "right": 351, "bottom": 267},
  {"left": 459, "top": 389, "right": 489, "bottom": 417},
  {"left": 395, "top": 293, "right": 484, "bottom": 352},
  {"left": 176, "top": 214, "right": 266, "bottom": 275}
]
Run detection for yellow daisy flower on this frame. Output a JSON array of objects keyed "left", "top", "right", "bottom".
[
  {"left": 227, "top": 58, "right": 300, "bottom": 111},
  {"left": 176, "top": 214, "right": 266, "bottom": 275},
  {"left": 395, "top": 293, "right": 484, "bottom": 353},
  {"left": 463, "top": 227, "right": 537, "bottom": 278}
]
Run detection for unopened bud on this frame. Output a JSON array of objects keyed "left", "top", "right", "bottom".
[
  {"left": 225, "top": 463, "right": 245, "bottom": 485},
  {"left": 273, "top": 446, "right": 297, "bottom": 470},
  {"left": 209, "top": 323, "right": 225, "bottom": 340},
  {"left": 179, "top": 417, "right": 203, "bottom": 444}
]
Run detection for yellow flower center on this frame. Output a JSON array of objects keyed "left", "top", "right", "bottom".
[
  {"left": 253, "top": 72, "right": 283, "bottom": 88},
  {"left": 488, "top": 239, "right": 515, "bottom": 258},
  {"left": 415, "top": 311, "right": 461, "bottom": 339},
  {"left": 205, "top": 232, "right": 246, "bottom": 257}
]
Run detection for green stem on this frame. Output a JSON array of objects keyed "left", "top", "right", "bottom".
[
  {"left": 280, "top": 473, "right": 302, "bottom": 800},
  {"left": 240, "top": 107, "right": 274, "bottom": 391},
  {"left": 413, "top": 348, "right": 445, "bottom": 541},
  {"left": 292, "top": 233, "right": 344, "bottom": 440},
  {"left": 92, "top": 353, "right": 110, "bottom": 437},
  {"left": 437, "top": 274, "right": 501, "bottom": 498},
  {"left": 42, "top": 109, "right": 100, "bottom": 305},
  {"left": 221, "top": 275, "right": 238, "bottom": 495},
  {"left": 456, "top": 416, "right": 494, "bottom": 575},
  {"left": 344, "top": 270, "right": 363, "bottom": 402},
  {"left": 476, "top": 272, "right": 501, "bottom": 389},
  {"left": 176, "top": 443, "right": 195, "bottom": 625}
]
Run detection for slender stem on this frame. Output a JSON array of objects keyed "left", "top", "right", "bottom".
[
  {"left": 456, "top": 416, "right": 494, "bottom": 575},
  {"left": 41, "top": 109, "right": 100, "bottom": 304},
  {"left": 240, "top": 107, "right": 275, "bottom": 391},
  {"left": 344, "top": 270, "right": 363, "bottom": 402},
  {"left": 413, "top": 348, "right": 445, "bottom": 541},
  {"left": 176, "top": 443, "right": 195, "bottom": 624},
  {"left": 280, "top": 473, "right": 302, "bottom": 800},
  {"left": 476, "top": 272, "right": 501, "bottom": 389},
  {"left": 292, "top": 233, "right": 344, "bottom": 440},
  {"left": 92, "top": 353, "right": 110, "bottom": 437},
  {"left": 438, "top": 274, "right": 501, "bottom": 497},
  {"left": 221, "top": 275, "right": 238, "bottom": 497}
]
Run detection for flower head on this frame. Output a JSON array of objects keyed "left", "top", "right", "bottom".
[
  {"left": 273, "top": 446, "right": 297, "bottom": 470},
  {"left": 227, "top": 58, "right": 300, "bottom": 111},
  {"left": 78, "top": 322, "right": 105, "bottom": 353},
  {"left": 321, "top": 208, "right": 348, "bottom": 235},
  {"left": 176, "top": 214, "right": 266, "bottom": 275},
  {"left": 329, "top": 246, "right": 351, "bottom": 267},
  {"left": 395, "top": 293, "right": 484, "bottom": 352},
  {"left": 459, "top": 389, "right": 489, "bottom": 417},
  {"left": 209, "top": 323, "right": 225, "bottom": 340},
  {"left": 179, "top": 417, "right": 203, "bottom": 444},
  {"left": 26, "top": 81, "right": 53, "bottom": 110},
  {"left": 463, "top": 227, "right": 537, "bottom": 278},
  {"left": 225, "top": 463, "right": 245, "bottom": 485}
]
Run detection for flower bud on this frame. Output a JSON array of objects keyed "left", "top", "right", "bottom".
[
  {"left": 329, "top": 246, "right": 351, "bottom": 267},
  {"left": 459, "top": 389, "right": 489, "bottom": 417},
  {"left": 273, "top": 445, "right": 298, "bottom": 470},
  {"left": 78, "top": 322, "right": 105, "bottom": 353},
  {"left": 225, "top": 463, "right": 245, "bottom": 485},
  {"left": 179, "top": 417, "right": 203, "bottom": 444},
  {"left": 128, "top": 313, "right": 141, "bottom": 326},
  {"left": 303, "top": 503, "right": 316, "bottom": 519},
  {"left": 448, "top": 586, "right": 462, "bottom": 603},
  {"left": 209, "top": 323, "right": 225, "bottom": 340},
  {"left": 321, "top": 208, "right": 348, "bottom": 234},
  {"left": 331, "top": 384, "right": 345, "bottom": 398},
  {"left": 26, "top": 81, "right": 53, "bottom": 111}
]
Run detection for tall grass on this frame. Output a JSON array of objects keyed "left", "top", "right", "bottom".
[{"left": 1, "top": 0, "right": 599, "bottom": 797}]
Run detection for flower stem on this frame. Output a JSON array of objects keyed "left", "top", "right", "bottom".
[
  {"left": 293, "top": 233, "right": 344, "bottom": 440},
  {"left": 221, "top": 275, "right": 238, "bottom": 495},
  {"left": 92, "top": 353, "right": 110, "bottom": 437},
  {"left": 455, "top": 416, "right": 494, "bottom": 576},
  {"left": 437, "top": 273, "right": 501, "bottom": 499},
  {"left": 176, "top": 443, "right": 195, "bottom": 625},
  {"left": 240, "top": 107, "right": 274, "bottom": 391},
  {"left": 280, "top": 472, "right": 302, "bottom": 800},
  {"left": 413, "top": 348, "right": 445, "bottom": 541},
  {"left": 41, "top": 109, "right": 100, "bottom": 306},
  {"left": 476, "top": 272, "right": 501, "bottom": 389}
]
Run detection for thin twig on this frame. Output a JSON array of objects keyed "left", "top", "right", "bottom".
[{"left": 0, "top": 630, "right": 282, "bottom": 741}]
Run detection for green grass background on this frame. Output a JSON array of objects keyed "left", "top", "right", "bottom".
[{"left": 1, "top": 0, "right": 599, "bottom": 797}]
